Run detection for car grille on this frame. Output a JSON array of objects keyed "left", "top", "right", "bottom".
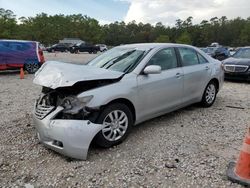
[
  {"left": 224, "top": 65, "right": 249, "bottom": 73},
  {"left": 235, "top": 66, "right": 249, "bottom": 72},
  {"left": 35, "top": 104, "right": 55, "bottom": 120}
]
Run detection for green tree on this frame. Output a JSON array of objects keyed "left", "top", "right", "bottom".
[
  {"left": 0, "top": 8, "right": 17, "bottom": 38},
  {"left": 240, "top": 22, "right": 250, "bottom": 45},
  {"left": 154, "top": 35, "right": 170, "bottom": 43},
  {"left": 1, "top": 8, "right": 250, "bottom": 47},
  {"left": 176, "top": 32, "right": 192, "bottom": 44}
]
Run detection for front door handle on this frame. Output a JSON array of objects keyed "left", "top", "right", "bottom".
[
  {"left": 205, "top": 66, "right": 210, "bottom": 70},
  {"left": 175, "top": 73, "right": 183, "bottom": 78}
]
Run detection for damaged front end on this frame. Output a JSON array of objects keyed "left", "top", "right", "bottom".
[
  {"left": 33, "top": 104, "right": 105, "bottom": 160},
  {"left": 33, "top": 66, "right": 123, "bottom": 159},
  {"left": 36, "top": 85, "right": 97, "bottom": 121}
]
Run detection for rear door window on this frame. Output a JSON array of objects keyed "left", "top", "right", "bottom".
[
  {"left": 147, "top": 48, "right": 178, "bottom": 70},
  {"left": 178, "top": 48, "right": 199, "bottom": 67}
]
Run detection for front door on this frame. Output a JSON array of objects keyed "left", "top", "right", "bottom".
[{"left": 136, "top": 48, "right": 184, "bottom": 121}]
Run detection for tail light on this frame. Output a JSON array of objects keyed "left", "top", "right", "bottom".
[
  {"left": 38, "top": 47, "right": 45, "bottom": 63},
  {"left": 221, "top": 61, "right": 225, "bottom": 70}
]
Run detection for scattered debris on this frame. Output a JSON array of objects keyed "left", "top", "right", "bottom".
[
  {"left": 165, "top": 162, "right": 177, "bottom": 169},
  {"left": 226, "top": 105, "right": 245, "bottom": 110},
  {"left": 24, "top": 183, "right": 34, "bottom": 188}
]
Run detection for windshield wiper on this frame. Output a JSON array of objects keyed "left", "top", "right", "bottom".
[
  {"left": 124, "top": 49, "right": 151, "bottom": 74},
  {"left": 100, "top": 56, "right": 119, "bottom": 68},
  {"left": 105, "top": 50, "right": 136, "bottom": 69},
  {"left": 123, "top": 53, "right": 145, "bottom": 73}
]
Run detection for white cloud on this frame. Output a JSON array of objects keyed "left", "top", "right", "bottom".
[
  {"left": 98, "top": 19, "right": 112, "bottom": 25},
  {"left": 123, "top": 0, "right": 250, "bottom": 26}
]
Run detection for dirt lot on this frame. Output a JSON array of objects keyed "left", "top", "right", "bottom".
[
  {"left": 0, "top": 52, "right": 249, "bottom": 187},
  {"left": 43, "top": 52, "right": 99, "bottom": 64}
]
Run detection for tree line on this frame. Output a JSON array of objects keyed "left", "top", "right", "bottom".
[{"left": 1, "top": 8, "right": 250, "bottom": 47}]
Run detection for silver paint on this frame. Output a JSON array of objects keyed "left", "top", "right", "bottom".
[{"left": 33, "top": 43, "right": 224, "bottom": 160}]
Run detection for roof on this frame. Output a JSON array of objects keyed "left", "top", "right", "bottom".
[
  {"left": 62, "top": 38, "right": 82, "bottom": 40},
  {"left": 240, "top": 46, "right": 250, "bottom": 49},
  {"left": 116, "top": 43, "right": 196, "bottom": 50},
  {"left": 0, "top": 39, "right": 37, "bottom": 43},
  {"left": 59, "top": 38, "right": 84, "bottom": 44}
]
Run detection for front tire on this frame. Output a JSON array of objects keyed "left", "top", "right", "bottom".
[
  {"left": 201, "top": 81, "right": 217, "bottom": 107},
  {"left": 94, "top": 103, "right": 133, "bottom": 148}
]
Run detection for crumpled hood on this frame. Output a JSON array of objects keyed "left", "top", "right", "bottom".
[
  {"left": 33, "top": 61, "right": 123, "bottom": 89},
  {"left": 223, "top": 57, "right": 250, "bottom": 66}
]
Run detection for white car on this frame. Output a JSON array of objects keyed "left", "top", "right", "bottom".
[{"left": 96, "top": 44, "right": 108, "bottom": 52}]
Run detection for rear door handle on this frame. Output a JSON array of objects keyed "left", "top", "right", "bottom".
[
  {"left": 205, "top": 66, "right": 210, "bottom": 70},
  {"left": 175, "top": 73, "right": 183, "bottom": 78}
]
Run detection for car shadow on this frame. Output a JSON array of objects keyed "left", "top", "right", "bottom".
[
  {"left": 0, "top": 70, "right": 20, "bottom": 75},
  {"left": 88, "top": 103, "right": 201, "bottom": 157},
  {"left": 224, "top": 79, "right": 249, "bottom": 84}
]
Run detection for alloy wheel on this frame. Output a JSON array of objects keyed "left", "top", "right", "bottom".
[
  {"left": 205, "top": 84, "right": 216, "bottom": 104},
  {"left": 102, "top": 110, "right": 128, "bottom": 141},
  {"left": 25, "top": 62, "right": 40, "bottom": 73}
]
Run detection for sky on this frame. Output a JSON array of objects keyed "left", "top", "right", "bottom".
[{"left": 0, "top": 0, "right": 250, "bottom": 26}]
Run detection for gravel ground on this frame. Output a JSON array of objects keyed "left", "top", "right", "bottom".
[
  {"left": 43, "top": 51, "right": 99, "bottom": 64},
  {"left": 0, "top": 53, "right": 249, "bottom": 187}
]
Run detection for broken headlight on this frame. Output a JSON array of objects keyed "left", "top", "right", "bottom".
[{"left": 61, "top": 95, "right": 93, "bottom": 114}]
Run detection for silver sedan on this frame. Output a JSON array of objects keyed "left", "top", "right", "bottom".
[{"left": 33, "top": 43, "right": 224, "bottom": 160}]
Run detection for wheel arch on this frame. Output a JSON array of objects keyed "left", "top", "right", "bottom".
[
  {"left": 209, "top": 78, "right": 219, "bottom": 92},
  {"left": 103, "top": 98, "right": 136, "bottom": 123}
]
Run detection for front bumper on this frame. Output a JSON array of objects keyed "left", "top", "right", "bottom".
[
  {"left": 33, "top": 106, "right": 105, "bottom": 160},
  {"left": 224, "top": 71, "right": 250, "bottom": 81}
]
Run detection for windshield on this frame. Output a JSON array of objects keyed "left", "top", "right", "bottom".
[
  {"left": 87, "top": 47, "right": 146, "bottom": 73},
  {"left": 233, "top": 48, "right": 250, "bottom": 59},
  {"left": 200, "top": 48, "right": 208, "bottom": 53},
  {"left": 207, "top": 47, "right": 217, "bottom": 54}
]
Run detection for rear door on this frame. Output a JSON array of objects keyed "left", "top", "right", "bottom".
[
  {"left": 6, "top": 42, "right": 21, "bottom": 66},
  {"left": 79, "top": 43, "right": 88, "bottom": 52},
  {"left": 56, "top": 44, "right": 65, "bottom": 51},
  {"left": 136, "top": 47, "right": 184, "bottom": 121},
  {"left": 177, "top": 47, "right": 211, "bottom": 104},
  {"left": 7, "top": 42, "right": 28, "bottom": 67}
]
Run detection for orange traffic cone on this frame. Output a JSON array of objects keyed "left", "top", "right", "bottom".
[
  {"left": 227, "top": 128, "right": 250, "bottom": 186},
  {"left": 20, "top": 67, "right": 24, "bottom": 79}
]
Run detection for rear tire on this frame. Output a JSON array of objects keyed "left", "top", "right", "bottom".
[
  {"left": 24, "top": 60, "right": 40, "bottom": 74},
  {"left": 201, "top": 81, "right": 217, "bottom": 107},
  {"left": 94, "top": 103, "right": 133, "bottom": 148}
]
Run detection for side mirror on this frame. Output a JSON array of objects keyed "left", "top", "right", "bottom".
[{"left": 143, "top": 65, "right": 161, "bottom": 74}]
